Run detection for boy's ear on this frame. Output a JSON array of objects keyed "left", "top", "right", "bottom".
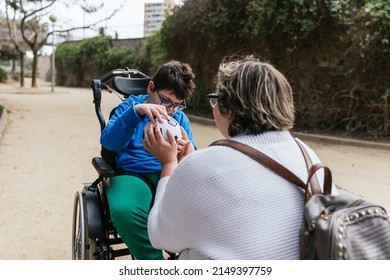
[{"left": 147, "top": 81, "right": 155, "bottom": 94}]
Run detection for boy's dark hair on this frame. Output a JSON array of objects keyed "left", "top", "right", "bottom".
[{"left": 152, "top": 60, "right": 196, "bottom": 100}]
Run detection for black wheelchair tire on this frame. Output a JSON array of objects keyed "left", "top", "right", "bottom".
[
  {"left": 72, "top": 190, "right": 101, "bottom": 260},
  {"left": 72, "top": 191, "right": 86, "bottom": 259}
]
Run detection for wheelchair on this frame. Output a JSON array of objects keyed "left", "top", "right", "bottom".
[{"left": 71, "top": 68, "right": 176, "bottom": 260}]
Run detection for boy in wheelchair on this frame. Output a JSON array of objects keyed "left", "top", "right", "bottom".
[{"left": 100, "top": 61, "right": 196, "bottom": 260}]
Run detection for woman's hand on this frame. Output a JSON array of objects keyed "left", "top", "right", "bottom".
[
  {"left": 135, "top": 103, "right": 170, "bottom": 123},
  {"left": 143, "top": 121, "right": 178, "bottom": 177},
  {"left": 176, "top": 127, "right": 195, "bottom": 162}
]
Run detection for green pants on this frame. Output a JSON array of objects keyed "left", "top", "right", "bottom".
[{"left": 105, "top": 173, "right": 164, "bottom": 260}]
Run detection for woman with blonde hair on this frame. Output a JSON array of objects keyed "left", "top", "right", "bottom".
[{"left": 143, "top": 56, "right": 336, "bottom": 259}]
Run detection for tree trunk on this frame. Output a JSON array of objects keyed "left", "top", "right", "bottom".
[
  {"left": 11, "top": 59, "right": 16, "bottom": 78},
  {"left": 31, "top": 51, "right": 38, "bottom": 87},
  {"left": 19, "top": 52, "right": 25, "bottom": 87}
]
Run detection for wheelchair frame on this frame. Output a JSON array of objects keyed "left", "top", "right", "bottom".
[{"left": 71, "top": 68, "right": 175, "bottom": 260}]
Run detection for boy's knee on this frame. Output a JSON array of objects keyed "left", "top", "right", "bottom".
[{"left": 110, "top": 202, "right": 148, "bottom": 227}]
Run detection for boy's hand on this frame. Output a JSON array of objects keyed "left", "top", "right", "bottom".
[{"left": 135, "top": 103, "right": 170, "bottom": 123}]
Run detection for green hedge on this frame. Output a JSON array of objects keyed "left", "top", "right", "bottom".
[
  {"left": 54, "top": 0, "right": 390, "bottom": 140},
  {"left": 55, "top": 36, "right": 144, "bottom": 87},
  {"left": 159, "top": 0, "right": 390, "bottom": 140},
  {"left": 0, "top": 66, "right": 8, "bottom": 82}
]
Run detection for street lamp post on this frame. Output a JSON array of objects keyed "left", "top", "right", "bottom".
[{"left": 49, "top": 15, "right": 57, "bottom": 93}]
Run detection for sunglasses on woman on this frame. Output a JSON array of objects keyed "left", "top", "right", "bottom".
[{"left": 207, "top": 93, "right": 219, "bottom": 108}]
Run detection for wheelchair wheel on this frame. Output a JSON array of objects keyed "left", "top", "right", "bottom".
[
  {"left": 72, "top": 190, "right": 98, "bottom": 260},
  {"left": 72, "top": 191, "right": 86, "bottom": 259}
]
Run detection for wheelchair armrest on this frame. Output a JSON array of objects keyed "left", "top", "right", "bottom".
[{"left": 92, "top": 157, "right": 116, "bottom": 178}]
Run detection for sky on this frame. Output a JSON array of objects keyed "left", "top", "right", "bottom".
[
  {"left": 54, "top": 0, "right": 182, "bottom": 41},
  {"left": 1, "top": 0, "right": 181, "bottom": 56},
  {"left": 34, "top": 0, "right": 181, "bottom": 55}
]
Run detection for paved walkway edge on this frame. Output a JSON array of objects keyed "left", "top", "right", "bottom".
[{"left": 188, "top": 114, "right": 390, "bottom": 151}]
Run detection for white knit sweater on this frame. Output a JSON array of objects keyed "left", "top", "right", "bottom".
[{"left": 148, "top": 131, "right": 336, "bottom": 259}]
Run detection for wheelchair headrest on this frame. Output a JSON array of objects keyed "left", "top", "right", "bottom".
[{"left": 112, "top": 76, "right": 150, "bottom": 97}]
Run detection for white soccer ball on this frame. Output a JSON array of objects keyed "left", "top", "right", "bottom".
[{"left": 146, "top": 117, "right": 182, "bottom": 141}]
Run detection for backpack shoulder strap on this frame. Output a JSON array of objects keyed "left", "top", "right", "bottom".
[
  {"left": 210, "top": 139, "right": 312, "bottom": 200},
  {"left": 295, "top": 139, "right": 322, "bottom": 195},
  {"left": 295, "top": 139, "right": 332, "bottom": 195},
  {"left": 210, "top": 138, "right": 333, "bottom": 197}
]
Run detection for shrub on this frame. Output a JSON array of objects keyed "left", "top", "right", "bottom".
[{"left": 0, "top": 66, "right": 8, "bottom": 82}]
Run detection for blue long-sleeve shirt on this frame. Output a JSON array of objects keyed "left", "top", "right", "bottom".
[{"left": 100, "top": 94, "right": 196, "bottom": 173}]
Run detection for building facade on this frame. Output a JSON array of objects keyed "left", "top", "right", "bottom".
[{"left": 143, "top": 0, "right": 176, "bottom": 37}]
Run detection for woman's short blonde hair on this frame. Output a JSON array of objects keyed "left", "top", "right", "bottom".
[{"left": 216, "top": 55, "right": 295, "bottom": 136}]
